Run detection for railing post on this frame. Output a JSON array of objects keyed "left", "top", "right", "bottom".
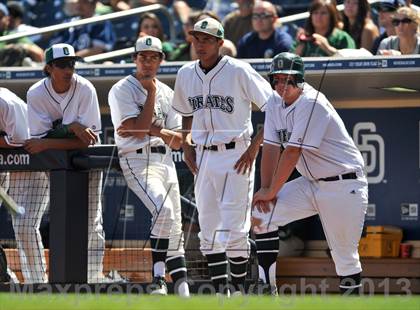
[{"left": 49, "top": 170, "right": 89, "bottom": 283}]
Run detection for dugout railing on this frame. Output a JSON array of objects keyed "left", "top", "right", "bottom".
[{"left": 0, "top": 146, "right": 258, "bottom": 288}]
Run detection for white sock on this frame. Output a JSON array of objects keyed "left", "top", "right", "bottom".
[
  {"left": 258, "top": 266, "right": 267, "bottom": 283},
  {"left": 178, "top": 281, "right": 190, "bottom": 297},
  {"left": 153, "top": 261, "right": 165, "bottom": 277}
]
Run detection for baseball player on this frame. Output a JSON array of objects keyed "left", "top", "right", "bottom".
[
  {"left": 23, "top": 44, "right": 106, "bottom": 283},
  {"left": 108, "top": 36, "right": 190, "bottom": 297},
  {"left": 252, "top": 52, "right": 368, "bottom": 295},
  {"left": 0, "top": 87, "right": 49, "bottom": 284},
  {"left": 172, "top": 17, "right": 273, "bottom": 295}
]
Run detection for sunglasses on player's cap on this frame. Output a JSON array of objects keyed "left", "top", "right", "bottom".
[{"left": 45, "top": 43, "right": 81, "bottom": 66}]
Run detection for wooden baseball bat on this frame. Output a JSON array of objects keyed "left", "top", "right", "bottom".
[{"left": 0, "top": 186, "right": 25, "bottom": 216}]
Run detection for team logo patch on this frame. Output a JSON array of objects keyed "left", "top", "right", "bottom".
[
  {"left": 200, "top": 21, "right": 208, "bottom": 29},
  {"left": 272, "top": 59, "right": 283, "bottom": 71},
  {"left": 63, "top": 47, "right": 70, "bottom": 55},
  {"left": 146, "top": 38, "right": 152, "bottom": 46},
  {"left": 276, "top": 129, "right": 291, "bottom": 143}
]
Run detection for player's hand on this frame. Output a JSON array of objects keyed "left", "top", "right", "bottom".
[
  {"left": 117, "top": 124, "right": 134, "bottom": 138},
  {"left": 139, "top": 75, "right": 157, "bottom": 94},
  {"left": 23, "top": 139, "right": 49, "bottom": 154},
  {"left": 182, "top": 142, "right": 198, "bottom": 175},
  {"left": 234, "top": 142, "right": 260, "bottom": 175},
  {"left": 252, "top": 187, "right": 276, "bottom": 213},
  {"left": 69, "top": 122, "right": 98, "bottom": 145},
  {"left": 149, "top": 123, "right": 162, "bottom": 137}
]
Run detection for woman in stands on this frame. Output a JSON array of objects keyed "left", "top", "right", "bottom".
[
  {"left": 137, "top": 12, "right": 173, "bottom": 58},
  {"left": 377, "top": 6, "right": 420, "bottom": 55},
  {"left": 342, "top": 0, "right": 379, "bottom": 51},
  {"left": 292, "top": 0, "right": 355, "bottom": 57}
]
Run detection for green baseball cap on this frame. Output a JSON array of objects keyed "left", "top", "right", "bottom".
[
  {"left": 44, "top": 43, "right": 81, "bottom": 64},
  {"left": 189, "top": 17, "right": 224, "bottom": 39}
]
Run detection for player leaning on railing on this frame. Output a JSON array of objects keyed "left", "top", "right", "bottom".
[
  {"left": 0, "top": 87, "right": 49, "bottom": 284},
  {"left": 22, "top": 44, "right": 108, "bottom": 284}
]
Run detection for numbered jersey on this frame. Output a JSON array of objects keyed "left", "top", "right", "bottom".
[
  {"left": 108, "top": 75, "right": 181, "bottom": 155},
  {"left": 0, "top": 88, "right": 29, "bottom": 146},
  {"left": 27, "top": 74, "right": 102, "bottom": 138},
  {"left": 263, "top": 83, "right": 365, "bottom": 180},
  {"left": 172, "top": 55, "right": 272, "bottom": 146}
]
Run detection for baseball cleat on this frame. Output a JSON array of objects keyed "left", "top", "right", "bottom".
[
  {"left": 249, "top": 279, "right": 278, "bottom": 296},
  {"left": 150, "top": 276, "right": 168, "bottom": 296}
]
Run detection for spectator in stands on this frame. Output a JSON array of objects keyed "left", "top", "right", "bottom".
[
  {"left": 377, "top": 6, "right": 420, "bottom": 55},
  {"left": 172, "top": 0, "right": 207, "bottom": 25},
  {"left": 342, "top": 0, "right": 379, "bottom": 50},
  {"left": 371, "top": 0, "right": 404, "bottom": 54},
  {"left": 50, "top": 0, "right": 115, "bottom": 57},
  {"left": 292, "top": 0, "right": 355, "bottom": 57},
  {"left": 223, "top": 0, "right": 255, "bottom": 46},
  {"left": 237, "top": 1, "right": 293, "bottom": 58},
  {"left": 137, "top": 12, "right": 173, "bottom": 58},
  {"left": 6, "top": 1, "right": 40, "bottom": 42},
  {"left": 169, "top": 10, "right": 219, "bottom": 61},
  {"left": 0, "top": 3, "right": 44, "bottom": 66},
  {"left": 95, "top": 0, "right": 131, "bottom": 14},
  {"left": 220, "top": 37, "right": 237, "bottom": 57},
  {"left": 204, "top": 0, "right": 236, "bottom": 20}
]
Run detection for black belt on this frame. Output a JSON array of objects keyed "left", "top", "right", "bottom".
[
  {"left": 202, "top": 141, "right": 236, "bottom": 151},
  {"left": 319, "top": 172, "right": 357, "bottom": 182},
  {"left": 136, "top": 146, "right": 166, "bottom": 154}
]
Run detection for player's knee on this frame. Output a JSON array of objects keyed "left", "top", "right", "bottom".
[
  {"left": 225, "top": 236, "right": 250, "bottom": 257},
  {"left": 13, "top": 221, "right": 36, "bottom": 238},
  {"left": 156, "top": 205, "right": 175, "bottom": 225}
]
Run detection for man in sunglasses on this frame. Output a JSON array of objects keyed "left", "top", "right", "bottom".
[
  {"left": 237, "top": 1, "right": 292, "bottom": 58},
  {"left": 252, "top": 52, "right": 368, "bottom": 295},
  {"left": 24, "top": 43, "right": 107, "bottom": 284},
  {"left": 108, "top": 36, "right": 190, "bottom": 297},
  {"left": 371, "top": 0, "right": 404, "bottom": 54}
]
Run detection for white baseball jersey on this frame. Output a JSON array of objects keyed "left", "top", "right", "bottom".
[
  {"left": 263, "top": 83, "right": 365, "bottom": 180},
  {"left": 108, "top": 75, "right": 181, "bottom": 156},
  {"left": 27, "top": 74, "right": 102, "bottom": 138},
  {"left": 0, "top": 88, "right": 29, "bottom": 146},
  {"left": 172, "top": 55, "right": 272, "bottom": 146}
]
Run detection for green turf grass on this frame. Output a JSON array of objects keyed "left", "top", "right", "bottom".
[{"left": 0, "top": 294, "right": 419, "bottom": 310}]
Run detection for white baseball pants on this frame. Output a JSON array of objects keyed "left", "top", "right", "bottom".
[
  {"left": 120, "top": 152, "right": 185, "bottom": 257},
  {"left": 195, "top": 141, "right": 253, "bottom": 258},
  {"left": 253, "top": 176, "right": 368, "bottom": 276}
]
